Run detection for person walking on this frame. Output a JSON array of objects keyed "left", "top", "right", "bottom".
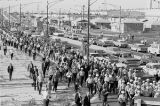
[
  {"left": 42, "top": 61, "right": 46, "bottom": 78},
  {"left": 10, "top": 49, "right": 14, "bottom": 60},
  {"left": 118, "top": 90, "right": 127, "bottom": 106},
  {"left": 83, "top": 92, "right": 90, "bottom": 106},
  {"left": 86, "top": 74, "right": 94, "bottom": 95},
  {"left": 79, "top": 68, "right": 85, "bottom": 87},
  {"left": 52, "top": 69, "right": 59, "bottom": 92},
  {"left": 102, "top": 87, "right": 109, "bottom": 106},
  {"left": 7, "top": 63, "right": 14, "bottom": 81},
  {"left": 28, "top": 61, "right": 34, "bottom": 78},
  {"left": 37, "top": 71, "right": 43, "bottom": 95},
  {"left": 42, "top": 87, "right": 50, "bottom": 106},
  {"left": 3, "top": 44, "right": 7, "bottom": 55},
  {"left": 75, "top": 90, "right": 82, "bottom": 106},
  {"left": 66, "top": 70, "right": 73, "bottom": 87}
]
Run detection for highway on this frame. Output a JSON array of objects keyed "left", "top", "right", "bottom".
[{"left": 50, "top": 35, "right": 160, "bottom": 61}]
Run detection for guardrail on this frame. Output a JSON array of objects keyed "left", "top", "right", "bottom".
[{"left": 134, "top": 97, "right": 160, "bottom": 106}]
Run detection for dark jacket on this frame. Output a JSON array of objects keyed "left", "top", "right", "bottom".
[
  {"left": 83, "top": 95, "right": 90, "bottom": 106},
  {"left": 8, "top": 65, "right": 13, "bottom": 73}
]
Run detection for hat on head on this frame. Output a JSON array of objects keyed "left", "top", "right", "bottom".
[
  {"left": 96, "top": 74, "right": 99, "bottom": 77},
  {"left": 127, "top": 82, "right": 130, "bottom": 85},
  {"left": 89, "top": 74, "right": 91, "bottom": 77},
  {"left": 121, "top": 90, "right": 125, "bottom": 94}
]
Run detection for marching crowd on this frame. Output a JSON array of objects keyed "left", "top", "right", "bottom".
[{"left": 1, "top": 32, "right": 160, "bottom": 106}]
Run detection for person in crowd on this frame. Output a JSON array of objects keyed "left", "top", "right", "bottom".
[
  {"left": 42, "top": 87, "right": 50, "bottom": 106},
  {"left": 37, "top": 71, "right": 43, "bottom": 95},
  {"left": 79, "top": 67, "right": 85, "bottom": 87},
  {"left": 52, "top": 69, "right": 59, "bottom": 92},
  {"left": 66, "top": 69, "right": 73, "bottom": 88},
  {"left": 7, "top": 63, "right": 14, "bottom": 81},
  {"left": 10, "top": 49, "right": 14, "bottom": 60},
  {"left": 3, "top": 44, "right": 7, "bottom": 55},
  {"left": 86, "top": 74, "right": 94, "bottom": 95},
  {"left": 28, "top": 61, "right": 34, "bottom": 78},
  {"left": 83, "top": 92, "right": 90, "bottom": 106},
  {"left": 75, "top": 90, "right": 82, "bottom": 106},
  {"left": 118, "top": 90, "right": 127, "bottom": 106},
  {"left": 42, "top": 61, "right": 46, "bottom": 78},
  {"left": 102, "top": 86, "right": 109, "bottom": 106}
]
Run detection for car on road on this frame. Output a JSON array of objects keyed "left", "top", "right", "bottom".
[
  {"left": 130, "top": 43, "right": 148, "bottom": 52},
  {"left": 148, "top": 42, "right": 160, "bottom": 56},
  {"left": 97, "top": 38, "right": 114, "bottom": 47},
  {"left": 90, "top": 38, "right": 97, "bottom": 45},
  {"left": 113, "top": 39, "right": 128, "bottom": 48},
  {"left": 118, "top": 51, "right": 141, "bottom": 68},
  {"left": 106, "top": 47, "right": 121, "bottom": 56},
  {"left": 140, "top": 54, "right": 158, "bottom": 65},
  {"left": 141, "top": 63, "right": 160, "bottom": 76},
  {"left": 78, "top": 35, "right": 88, "bottom": 42},
  {"left": 53, "top": 32, "right": 64, "bottom": 37},
  {"left": 71, "top": 34, "right": 78, "bottom": 40}
]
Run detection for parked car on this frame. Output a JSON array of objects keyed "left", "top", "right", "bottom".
[
  {"left": 53, "top": 32, "right": 64, "bottom": 37},
  {"left": 71, "top": 34, "right": 78, "bottom": 40},
  {"left": 140, "top": 54, "right": 158, "bottom": 65},
  {"left": 106, "top": 47, "right": 121, "bottom": 56},
  {"left": 113, "top": 39, "right": 128, "bottom": 48},
  {"left": 79, "top": 35, "right": 88, "bottom": 42},
  {"left": 141, "top": 63, "right": 160, "bottom": 76},
  {"left": 118, "top": 51, "right": 141, "bottom": 68},
  {"left": 130, "top": 43, "right": 148, "bottom": 52},
  {"left": 148, "top": 42, "right": 160, "bottom": 55},
  {"left": 97, "top": 38, "right": 114, "bottom": 47}
]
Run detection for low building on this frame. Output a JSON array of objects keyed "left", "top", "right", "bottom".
[
  {"left": 121, "top": 19, "right": 143, "bottom": 33},
  {"left": 91, "top": 18, "right": 111, "bottom": 29}
]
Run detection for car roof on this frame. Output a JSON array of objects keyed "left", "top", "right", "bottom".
[{"left": 146, "top": 63, "right": 160, "bottom": 66}]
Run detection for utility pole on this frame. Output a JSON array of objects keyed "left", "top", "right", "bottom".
[
  {"left": 119, "top": 6, "right": 121, "bottom": 35},
  {"left": 47, "top": 0, "right": 49, "bottom": 37},
  {"left": 2, "top": 8, "right": 3, "bottom": 28},
  {"left": 9, "top": 5, "right": 11, "bottom": 31},
  {"left": 59, "top": 8, "right": 61, "bottom": 29},
  {"left": 82, "top": 5, "right": 85, "bottom": 20},
  {"left": 150, "top": 0, "right": 153, "bottom": 9},
  {"left": 87, "top": 0, "right": 90, "bottom": 66},
  {"left": 20, "top": 3, "right": 21, "bottom": 27}
]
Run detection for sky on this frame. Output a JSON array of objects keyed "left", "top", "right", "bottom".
[{"left": 0, "top": 0, "right": 159, "bottom": 13}]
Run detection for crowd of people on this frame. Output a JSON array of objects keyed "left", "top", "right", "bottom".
[{"left": 1, "top": 31, "right": 160, "bottom": 106}]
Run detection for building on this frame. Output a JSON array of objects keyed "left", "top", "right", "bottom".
[
  {"left": 120, "top": 19, "right": 144, "bottom": 33},
  {"left": 91, "top": 18, "right": 111, "bottom": 29}
]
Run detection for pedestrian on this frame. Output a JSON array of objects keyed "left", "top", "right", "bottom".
[
  {"left": 32, "top": 49, "right": 36, "bottom": 60},
  {"left": 79, "top": 67, "right": 85, "bottom": 87},
  {"left": 32, "top": 68, "right": 37, "bottom": 90},
  {"left": 52, "top": 69, "right": 59, "bottom": 92},
  {"left": 66, "top": 70, "right": 72, "bottom": 87},
  {"left": 7, "top": 63, "right": 14, "bottom": 81},
  {"left": 42, "top": 61, "right": 46, "bottom": 78},
  {"left": 42, "top": 87, "right": 50, "bottom": 106},
  {"left": 102, "top": 87, "right": 109, "bottom": 106},
  {"left": 83, "top": 92, "right": 90, "bottom": 106},
  {"left": 75, "top": 90, "right": 82, "bottom": 106},
  {"left": 37, "top": 71, "right": 43, "bottom": 95},
  {"left": 86, "top": 74, "right": 94, "bottom": 95},
  {"left": 10, "top": 49, "right": 14, "bottom": 60},
  {"left": 28, "top": 61, "right": 34, "bottom": 78},
  {"left": 118, "top": 90, "right": 127, "bottom": 106},
  {"left": 3, "top": 44, "right": 7, "bottom": 55}
]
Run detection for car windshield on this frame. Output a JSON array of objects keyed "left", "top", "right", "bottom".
[
  {"left": 113, "top": 48, "right": 120, "bottom": 51},
  {"left": 122, "top": 53, "right": 132, "bottom": 58}
]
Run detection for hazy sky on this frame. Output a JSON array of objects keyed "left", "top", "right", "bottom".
[{"left": 0, "top": 0, "right": 159, "bottom": 13}]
